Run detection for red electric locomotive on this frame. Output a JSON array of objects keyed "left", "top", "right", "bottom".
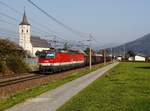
[{"left": 38, "top": 49, "right": 86, "bottom": 73}]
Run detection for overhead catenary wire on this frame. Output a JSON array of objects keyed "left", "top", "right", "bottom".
[
  {"left": 0, "top": 0, "right": 99, "bottom": 50},
  {"left": 0, "top": 1, "right": 20, "bottom": 14},
  {"left": 0, "top": 31, "right": 18, "bottom": 37},
  {"left": 0, "top": 12, "right": 54, "bottom": 40},
  {"left": 27, "top": 0, "right": 88, "bottom": 38},
  {"left": 0, "top": 12, "right": 18, "bottom": 22},
  {"left": 27, "top": 0, "right": 98, "bottom": 43},
  {"left": 0, "top": 1, "right": 89, "bottom": 47},
  {"left": 0, "top": 0, "right": 67, "bottom": 41},
  {"left": 0, "top": 27, "right": 18, "bottom": 34},
  {"left": 0, "top": 34, "right": 18, "bottom": 43},
  {"left": 0, "top": 18, "right": 49, "bottom": 38},
  {"left": 0, "top": 0, "right": 83, "bottom": 39},
  {"left": 0, "top": 19, "right": 17, "bottom": 26}
]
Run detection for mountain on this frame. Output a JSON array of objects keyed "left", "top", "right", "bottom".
[{"left": 111, "top": 33, "right": 150, "bottom": 56}]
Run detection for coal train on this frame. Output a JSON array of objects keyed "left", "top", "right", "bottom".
[{"left": 38, "top": 49, "right": 111, "bottom": 73}]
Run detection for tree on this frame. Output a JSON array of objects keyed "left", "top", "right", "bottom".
[
  {"left": 100, "top": 49, "right": 109, "bottom": 64},
  {"left": 99, "top": 49, "right": 109, "bottom": 56},
  {"left": 35, "top": 50, "right": 41, "bottom": 57},
  {"left": 0, "top": 39, "right": 25, "bottom": 58},
  {"left": 84, "top": 47, "right": 94, "bottom": 55},
  {"left": 0, "top": 39, "right": 29, "bottom": 75},
  {"left": 63, "top": 42, "right": 69, "bottom": 50},
  {"left": 126, "top": 50, "right": 135, "bottom": 58}
]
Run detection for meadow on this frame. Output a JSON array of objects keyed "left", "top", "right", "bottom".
[{"left": 58, "top": 62, "right": 150, "bottom": 111}]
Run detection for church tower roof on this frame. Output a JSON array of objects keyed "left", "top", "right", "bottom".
[{"left": 19, "top": 11, "right": 30, "bottom": 25}]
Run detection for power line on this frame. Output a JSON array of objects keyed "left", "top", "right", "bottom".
[
  {"left": 0, "top": 27, "right": 18, "bottom": 34},
  {"left": 0, "top": 19, "right": 17, "bottom": 26},
  {"left": 27, "top": 0, "right": 87, "bottom": 38},
  {"left": 0, "top": 1, "right": 67, "bottom": 40},
  {"left": 0, "top": 34, "right": 18, "bottom": 42},
  {"left": 0, "top": 12, "right": 18, "bottom": 22},
  {"left": 0, "top": 1, "right": 88, "bottom": 48},
  {"left": 0, "top": 31, "right": 18, "bottom": 37},
  {"left": 0, "top": 0, "right": 92, "bottom": 49},
  {"left": 0, "top": 12, "right": 51, "bottom": 38},
  {"left": 0, "top": 1, "right": 67, "bottom": 41},
  {"left": 0, "top": 1, "right": 20, "bottom": 14},
  {"left": 0, "top": 17, "right": 66, "bottom": 48}
]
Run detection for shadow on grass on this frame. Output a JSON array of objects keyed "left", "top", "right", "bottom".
[{"left": 135, "top": 66, "right": 150, "bottom": 69}]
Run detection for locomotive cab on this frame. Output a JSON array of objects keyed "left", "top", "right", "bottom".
[{"left": 38, "top": 51, "right": 56, "bottom": 73}]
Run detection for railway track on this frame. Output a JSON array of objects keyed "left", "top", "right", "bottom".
[
  {"left": 0, "top": 67, "right": 84, "bottom": 87},
  {"left": 0, "top": 74, "right": 46, "bottom": 87},
  {"left": 0, "top": 62, "right": 110, "bottom": 87}
]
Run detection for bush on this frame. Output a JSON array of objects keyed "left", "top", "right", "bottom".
[
  {"left": 6, "top": 56, "right": 30, "bottom": 74},
  {"left": 0, "top": 39, "right": 30, "bottom": 75},
  {"left": 0, "top": 61, "right": 3, "bottom": 73},
  {"left": 0, "top": 39, "right": 25, "bottom": 58},
  {"left": 0, "top": 60, "right": 7, "bottom": 73}
]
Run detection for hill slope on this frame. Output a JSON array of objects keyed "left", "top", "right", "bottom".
[{"left": 113, "top": 33, "right": 150, "bottom": 56}]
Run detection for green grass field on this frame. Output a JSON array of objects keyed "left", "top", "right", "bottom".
[
  {"left": 0, "top": 62, "right": 110, "bottom": 111},
  {"left": 58, "top": 62, "right": 150, "bottom": 111}
]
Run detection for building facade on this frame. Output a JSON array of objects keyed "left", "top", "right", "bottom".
[
  {"left": 19, "top": 11, "right": 49, "bottom": 57},
  {"left": 135, "top": 55, "right": 146, "bottom": 62}
]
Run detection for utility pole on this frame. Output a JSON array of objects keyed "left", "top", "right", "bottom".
[
  {"left": 104, "top": 49, "right": 106, "bottom": 65},
  {"left": 124, "top": 44, "right": 126, "bottom": 60},
  {"left": 111, "top": 48, "right": 113, "bottom": 62},
  {"left": 88, "top": 34, "right": 92, "bottom": 70},
  {"left": 52, "top": 36, "right": 57, "bottom": 48}
]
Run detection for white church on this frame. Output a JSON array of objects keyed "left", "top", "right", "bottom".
[{"left": 19, "top": 11, "right": 50, "bottom": 57}]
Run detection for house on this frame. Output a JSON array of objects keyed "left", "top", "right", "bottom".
[
  {"left": 117, "top": 56, "right": 122, "bottom": 61},
  {"left": 135, "top": 55, "right": 146, "bottom": 62},
  {"left": 19, "top": 11, "right": 50, "bottom": 57},
  {"left": 128, "top": 57, "right": 134, "bottom": 61}
]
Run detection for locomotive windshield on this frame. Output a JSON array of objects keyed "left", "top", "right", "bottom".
[{"left": 40, "top": 52, "right": 55, "bottom": 58}]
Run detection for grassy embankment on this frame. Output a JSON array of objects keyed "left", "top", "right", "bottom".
[
  {"left": 58, "top": 62, "right": 150, "bottom": 111},
  {"left": 0, "top": 62, "right": 111, "bottom": 111}
]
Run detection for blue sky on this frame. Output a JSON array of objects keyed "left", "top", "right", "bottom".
[{"left": 0, "top": 0, "right": 150, "bottom": 47}]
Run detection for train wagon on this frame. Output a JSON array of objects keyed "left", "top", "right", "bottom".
[{"left": 84, "top": 53, "right": 104, "bottom": 65}]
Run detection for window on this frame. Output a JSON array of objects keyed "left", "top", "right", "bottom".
[
  {"left": 47, "top": 53, "right": 55, "bottom": 58},
  {"left": 40, "top": 52, "right": 55, "bottom": 58}
]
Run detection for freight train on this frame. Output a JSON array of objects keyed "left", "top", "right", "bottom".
[{"left": 38, "top": 49, "right": 111, "bottom": 73}]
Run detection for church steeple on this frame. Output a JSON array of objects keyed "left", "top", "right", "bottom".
[
  {"left": 19, "top": 11, "right": 30, "bottom": 25},
  {"left": 19, "top": 10, "right": 32, "bottom": 53}
]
